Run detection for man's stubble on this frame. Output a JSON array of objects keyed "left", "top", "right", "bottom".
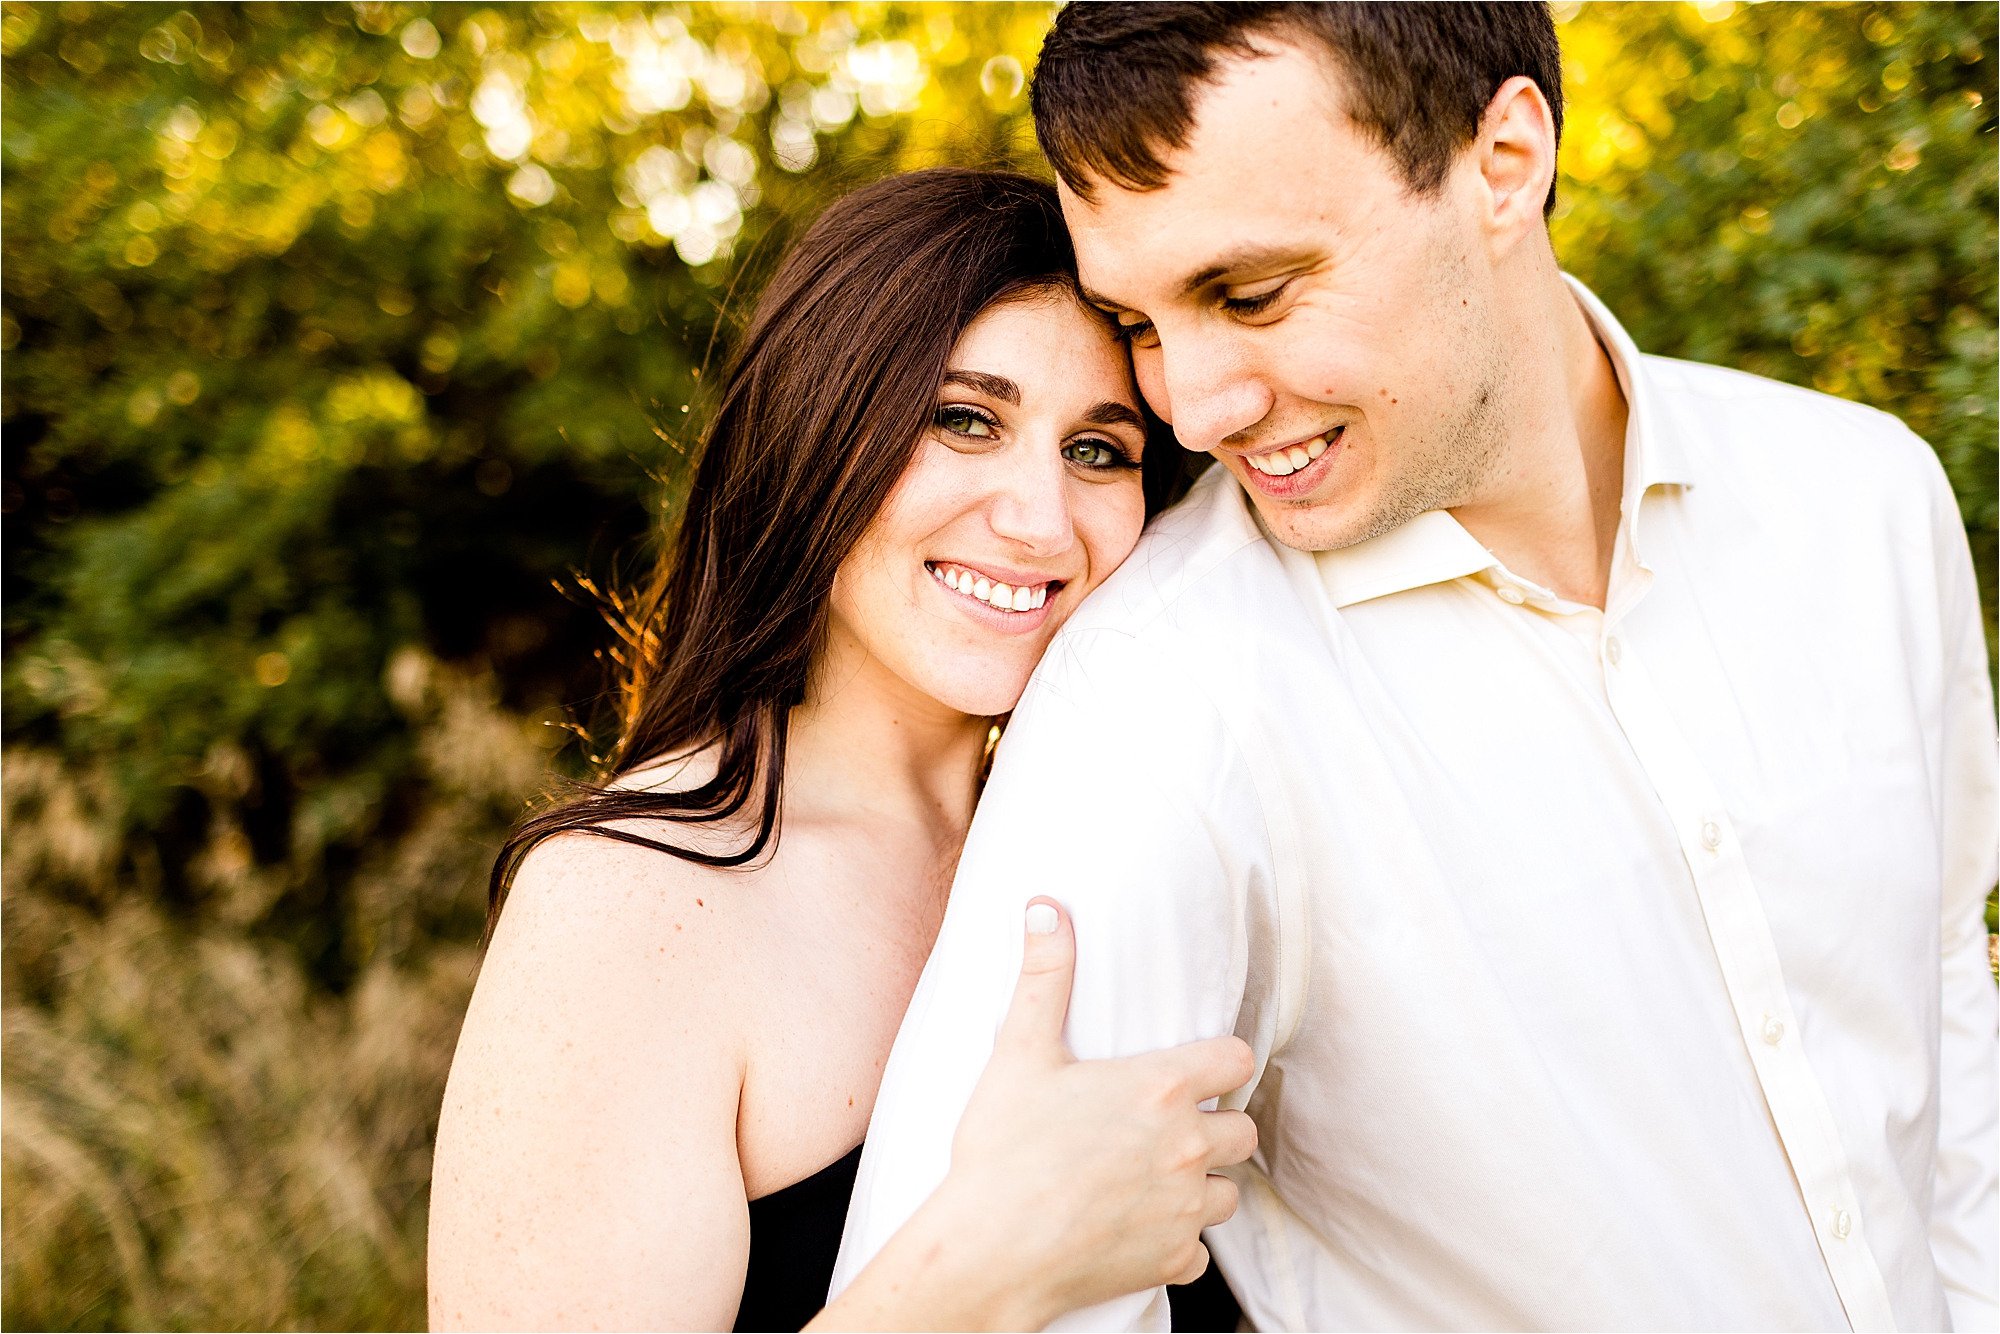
[{"left": 1271, "top": 234, "right": 1512, "bottom": 555}]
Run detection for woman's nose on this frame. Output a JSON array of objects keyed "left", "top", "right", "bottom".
[{"left": 987, "top": 443, "right": 1075, "bottom": 557}]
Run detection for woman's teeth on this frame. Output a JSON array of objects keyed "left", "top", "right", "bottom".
[
  {"left": 1245, "top": 432, "right": 1332, "bottom": 476},
  {"left": 927, "top": 563, "right": 1050, "bottom": 613}
]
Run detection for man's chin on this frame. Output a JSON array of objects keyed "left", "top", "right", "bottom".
[
  {"left": 1240, "top": 486, "right": 1400, "bottom": 555},
  {"left": 1222, "top": 446, "right": 1408, "bottom": 554}
]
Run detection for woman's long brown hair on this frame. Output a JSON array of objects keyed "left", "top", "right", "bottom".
[{"left": 485, "top": 168, "right": 1183, "bottom": 934}]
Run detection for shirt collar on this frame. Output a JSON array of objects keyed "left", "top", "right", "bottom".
[
  {"left": 1563, "top": 274, "right": 1697, "bottom": 494},
  {"left": 1313, "top": 509, "right": 1498, "bottom": 610},
  {"left": 1314, "top": 276, "right": 1693, "bottom": 611}
]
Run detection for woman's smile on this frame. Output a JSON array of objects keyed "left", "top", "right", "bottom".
[{"left": 924, "top": 559, "right": 1065, "bottom": 631}]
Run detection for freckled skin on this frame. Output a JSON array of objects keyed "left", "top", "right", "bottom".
[
  {"left": 830, "top": 294, "right": 1149, "bottom": 717},
  {"left": 427, "top": 298, "right": 1151, "bottom": 1331}
]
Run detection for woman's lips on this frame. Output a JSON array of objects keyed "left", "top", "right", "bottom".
[
  {"left": 925, "top": 561, "right": 1064, "bottom": 633},
  {"left": 929, "top": 561, "right": 1054, "bottom": 612}
]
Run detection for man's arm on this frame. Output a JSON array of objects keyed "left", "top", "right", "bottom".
[
  {"left": 1928, "top": 466, "right": 1999, "bottom": 1333},
  {"left": 831, "top": 629, "right": 1273, "bottom": 1332}
]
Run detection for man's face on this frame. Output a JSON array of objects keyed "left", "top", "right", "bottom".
[{"left": 1063, "top": 40, "right": 1510, "bottom": 553}]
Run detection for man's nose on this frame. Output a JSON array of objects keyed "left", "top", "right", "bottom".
[
  {"left": 1149, "top": 325, "right": 1273, "bottom": 454},
  {"left": 987, "top": 443, "right": 1075, "bottom": 557}
]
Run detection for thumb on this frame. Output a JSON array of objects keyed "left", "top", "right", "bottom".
[{"left": 993, "top": 897, "right": 1076, "bottom": 1065}]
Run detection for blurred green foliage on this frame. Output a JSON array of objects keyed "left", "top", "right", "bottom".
[
  {"left": 0, "top": 2, "right": 1993, "bottom": 1329},
  {"left": 2, "top": 0, "right": 1052, "bottom": 992},
  {"left": 1553, "top": 0, "right": 1997, "bottom": 630}
]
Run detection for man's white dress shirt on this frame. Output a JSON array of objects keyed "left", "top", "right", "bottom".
[{"left": 829, "top": 280, "right": 1999, "bottom": 1332}]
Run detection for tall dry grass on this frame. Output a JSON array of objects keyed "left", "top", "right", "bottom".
[{"left": 1, "top": 653, "right": 549, "bottom": 1331}]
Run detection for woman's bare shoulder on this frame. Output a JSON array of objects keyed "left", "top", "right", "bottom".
[
  {"left": 491, "top": 825, "right": 744, "bottom": 982},
  {"left": 468, "top": 753, "right": 774, "bottom": 1085},
  {"left": 469, "top": 831, "right": 767, "bottom": 1090},
  {"left": 607, "top": 739, "right": 721, "bottom": 795}
]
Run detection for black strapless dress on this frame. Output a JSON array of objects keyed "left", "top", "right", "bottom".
[
  {"left": 734, "top": 1144, "right": 864, "bottom": 1333},
  {"left": 731, "top": 1142, "right": 1242, "bottom": 1332}
]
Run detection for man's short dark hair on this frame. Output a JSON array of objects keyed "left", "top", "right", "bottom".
[{"left": 1032, "top": 2, "right": 1565, "bottom": 217}]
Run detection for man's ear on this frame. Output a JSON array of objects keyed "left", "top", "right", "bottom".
[{"left": 1474, "top": 75, "right": 1558, "bottom": 256}]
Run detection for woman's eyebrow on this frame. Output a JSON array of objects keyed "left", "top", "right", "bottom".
[
  {"left": 941, "top": 369, "right": 1018, "bottom": 403},
  {"left": 1082, "top": 402, "right": 1145, "bottom": 428}
]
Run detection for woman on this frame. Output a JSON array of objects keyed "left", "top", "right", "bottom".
[{"left": 427, "top": 169, "right": 1254, "bottom": 1331}]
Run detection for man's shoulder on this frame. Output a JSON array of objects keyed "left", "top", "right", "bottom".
[
  {"left": 1018, "top": 464, "right": 1322, "bottom": 719},
  {"left": 1062, "top": 463, "right": 1291, "bottom": 641},
  {"left": 1643, "top": 351, "right": 1897, "bottom": 424},
  {"left": 1642, "top": 353, "right": 1942, "bottom": 495}
]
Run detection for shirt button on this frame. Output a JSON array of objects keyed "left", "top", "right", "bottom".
[
  {"left": 1605, "top": 637, "right": 1623, "bottom": 666},
  {"left": 1831, "top": 1209, "right": 1852, "bottom": 1241},
  {"left": 1761, "top": 1014, "right": 1785, "bottom": 1046},
  {"left": 1496, "top": 585, "right": 1526, "bottom": 605},
  {"left": 1701, "top": 820, "right": 1722, "bottom": 850}
]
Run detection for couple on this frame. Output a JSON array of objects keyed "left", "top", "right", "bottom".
[{"left": 431, "top": 4, "right": 1999, "bottom": 1332}]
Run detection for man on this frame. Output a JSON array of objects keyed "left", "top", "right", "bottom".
[{"left": 831, "top": 5, "right": 1999, "bottom": 1329}]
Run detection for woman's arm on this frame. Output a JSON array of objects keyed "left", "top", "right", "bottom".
[
  {"left": 428, "top": 835, "right": 754, "bottom": 1331},
  {"left": 813, "top": 899, "right": 1256, "bottom": 1332},
  {"left": 429, "top": 841, "right": 1253, "bottom": 1332}
]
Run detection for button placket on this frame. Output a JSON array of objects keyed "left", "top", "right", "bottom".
[{"left": 1591, "top": 628, "right": 1898, "bottom": 1331}]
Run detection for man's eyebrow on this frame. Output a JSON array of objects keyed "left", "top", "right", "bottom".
[
  {"left": 1081, "top": 246, "right": 1317, "bottom": 312},
  {"left": 1178, "top": 244, "right": 1311, "bottom": 297},
  {"left": 1080, "top": 286, "right": 1127, "bottom": 314},
  {"left": 1082, "top": 401, "right": 1145, "bottom": 429},
  {"left": 941, "top": 369, "right": 1019, "bottom": 403}
]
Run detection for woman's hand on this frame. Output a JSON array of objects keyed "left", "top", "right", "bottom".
[{"left": 813, "top": 897, "right": 1257, "bottom": 1331}]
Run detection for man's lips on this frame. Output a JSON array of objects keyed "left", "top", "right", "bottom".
[
  {"left": 1230, "top": 426, "right": 1345, "bottom": 495},
  {"left": 1238, "top": 427, "right": 1340, "bottom": 476}
]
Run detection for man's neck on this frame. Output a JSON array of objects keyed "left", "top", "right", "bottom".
[{"left": 1448, "top": 275, "right": 1630, "bottom": 610}]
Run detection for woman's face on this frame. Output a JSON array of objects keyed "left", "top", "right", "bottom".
[{"left": 828, "top": 292, "right": 1150, "bottom": 717}]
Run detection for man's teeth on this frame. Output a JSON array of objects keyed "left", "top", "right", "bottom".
[
  {"left": 1245, "top": 433, "right": 1331, "bottom": 476},
  {"left": 929, "top": 564, "right": 1050, "bottom": 612}
]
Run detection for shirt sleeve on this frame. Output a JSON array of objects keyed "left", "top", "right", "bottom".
[
  {"left": 829, "top": 627, "right": 1275, "bottom": 1332},
  {"left": 1927, "top": 464, "right": 1999, "bottom": 1333}
]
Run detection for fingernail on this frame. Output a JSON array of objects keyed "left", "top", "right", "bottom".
[{"left": 1025, "top": 903, "right": 1058, "bottom": 935}]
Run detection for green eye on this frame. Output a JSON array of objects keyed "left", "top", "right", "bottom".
[
  {"left": 936, "top": 406, "right": 995, "bottom": 437},
  {"left": 1063, "top": 438, "right": 1123, "bottom": 469}
]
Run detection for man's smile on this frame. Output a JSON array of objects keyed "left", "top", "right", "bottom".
[{"left": 1229, "top": 426, "right": 1344, "bottom": 497}]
